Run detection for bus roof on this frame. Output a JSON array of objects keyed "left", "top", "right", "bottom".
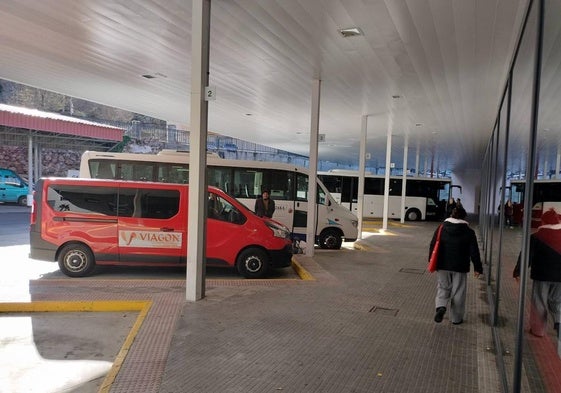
[
  {"left": 81, "top": 150, "right": 311, "bottom": 175},
  {"left": 318, "top": 170, "right": 451, "bottom": 182}
]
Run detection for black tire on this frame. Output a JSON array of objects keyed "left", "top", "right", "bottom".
[
  {"left": 58, "top": 243, "right": 96, "bottom": 277},
  {"left": 405, "top": 208, "right": 422, "bottom": 221},
  {"left": 236, "top": 248, "right": 269, "bottom": 279},
  {"left": 17, "top": 195, "right": 27, "bottom": 206},
  {"left": 319, "top": 228, "right": 343, "bottom": 250}
]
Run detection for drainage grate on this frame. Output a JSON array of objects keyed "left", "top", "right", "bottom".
[
  {"left": 369, "top": 306, "right": 399, "bottom": 316},
  {"left": 399, "top": 268, "right": 426, "bottom": 274}
]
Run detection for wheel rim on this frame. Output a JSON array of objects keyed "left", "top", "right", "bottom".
[
  {"left": 64, "top": 250, "right": 88, "bottom": 272},
  {"left": 324, "top": 234, "right": 338, "bottom": 248},
  {"left": 243, "top": 256, "right": 263, "bottom": 273}
]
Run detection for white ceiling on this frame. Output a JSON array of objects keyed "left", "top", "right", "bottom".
[{"left": 0, "top": 0, "right": 531, "bottom": 174}]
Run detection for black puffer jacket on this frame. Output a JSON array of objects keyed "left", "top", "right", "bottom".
[
  {"left": 513, "top": 224, "right": 561, "bottom": 282},
  {"left": 429, "top": 218, "right": 483, "bottom": 274}
]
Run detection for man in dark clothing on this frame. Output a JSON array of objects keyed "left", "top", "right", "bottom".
[
  {"left": 513, "top": 208, "right": 561, "bottom": 337},
  {"left": 504, "top": 199, "right": 514, "bottom": 228},
  {"left": 254, "top": 189, "right": 275, "bottom": 218},
  {"left": 429, "top": 207, "right": 483, "bottom": 324}
]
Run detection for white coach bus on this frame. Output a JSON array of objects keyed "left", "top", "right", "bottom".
[
  {"left": 79, "top": 150, "right": 358, "bottom": 249},
  {"left": 318, "top": 170, "right": 452, "bottom": 221}
]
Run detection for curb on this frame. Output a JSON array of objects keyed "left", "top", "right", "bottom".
[{"left": 291, "top": 257, "right": 315, "bottom": 281}]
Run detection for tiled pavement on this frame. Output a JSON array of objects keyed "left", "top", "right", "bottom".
[
  {"left": 158, "top": 220, "right": 500, "bottom": 393},
  {"left": 8, "top": 218, "right": 561, "bottom": 392}
]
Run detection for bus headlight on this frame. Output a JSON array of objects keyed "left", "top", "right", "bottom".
[{"left": 265, "top": 221, "right": 291, "bottom": 239}]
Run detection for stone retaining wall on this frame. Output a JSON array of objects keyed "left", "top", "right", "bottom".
[{"left": 0, "top": 146, "right": 81, "bottom": 178}]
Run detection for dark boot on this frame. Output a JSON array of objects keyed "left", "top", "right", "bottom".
[{"left": 434, "top": 307, "right": 446, "bottom": 323}]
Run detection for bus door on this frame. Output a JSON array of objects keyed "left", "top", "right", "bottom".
[
  {"left": 117, "top": 187, "right": 184, "bottom": 264},
  {"left": 292, "top": 173, "right": 318, "bottom": 244}
]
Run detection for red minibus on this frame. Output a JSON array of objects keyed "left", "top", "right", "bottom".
[{"left": 29, "top": 178, "right": 293, "bottom": 278}]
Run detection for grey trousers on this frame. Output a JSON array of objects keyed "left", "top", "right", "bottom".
[
  {"left": 435, "top": 270, "right": 467, "bottom": 324},
  {"left": 530, "top": 280, "right": 561, "bottom": 336}
]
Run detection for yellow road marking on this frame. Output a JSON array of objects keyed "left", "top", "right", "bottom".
[{"left": 0, "top": 300, "right": 152, "bottom": 393}]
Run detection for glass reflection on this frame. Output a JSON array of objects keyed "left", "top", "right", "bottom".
[{"left": 500, "top": 0, "right": 538, "bottom": 391}]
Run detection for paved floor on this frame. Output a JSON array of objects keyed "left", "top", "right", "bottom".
[
  {"left": 2, "top": 215, "right": 560, "bottom": 392},
  {"left": 158, "top": 220, "right": 499, "bottom": 393}
]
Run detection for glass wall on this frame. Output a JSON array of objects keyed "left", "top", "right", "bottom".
[{"left": 480, "top": 0, "right": 561, "bottom": 391}]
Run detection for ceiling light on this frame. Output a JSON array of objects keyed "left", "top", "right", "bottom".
[
  {"left": 339, "top": 27, "right": 363, "bottom": 38},
  {"left": 142, "top": 72, "right": 167, "bottom": 79}
]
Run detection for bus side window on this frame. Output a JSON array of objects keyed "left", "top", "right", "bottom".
[
  {"left": 96, "top": 162, "right": 116, "bottom": 179},
  {"left": 317, "top": 188, "right": 326, "bottom": 205},
  {"left": 296, "top": 173, "right": 308, "bottom": 202}
]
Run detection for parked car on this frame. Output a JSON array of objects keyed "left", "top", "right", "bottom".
[{"left": 0, "top": 168, "right": 29, "bottom": 205}]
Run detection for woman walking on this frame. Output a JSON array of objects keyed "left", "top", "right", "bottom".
[{"left": 429, "top": 207, "right": 483, "bottom": 324}]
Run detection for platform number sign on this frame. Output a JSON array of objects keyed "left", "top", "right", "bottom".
[{"left": 205, "top": 86, "right": 216, "bottom": 101}]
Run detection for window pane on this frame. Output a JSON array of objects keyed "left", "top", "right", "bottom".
[
  {"left": 47, "top": 185, "right": 118, "bottom": 215},
  {"left": 208, "top": 167, "right": 234, "bottom": 195},
  {"left": 158, "top": 164, "right": 189, "bottom": 184},
  {"left": 120, "top": 162, "right": 155, "bottom": 181},
  {"left": 90, "top": 160, "right": 117, "bottom": 180},
  {"left": 296, "top": 173, "right": 308, "bottom": 201},
  {"left": 207, "top": 191, "right": 246, "bottom": 224},
  {"left": 120, "top": 188, "right": 179, "bottom": 219}
]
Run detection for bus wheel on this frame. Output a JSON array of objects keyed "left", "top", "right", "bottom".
[
  {"left": 237, "top": 248, "right": 269, "bottom": 279},
  {"left": 319, "top": 228, "right": 343, "bottom": 250},
  {"left": 58, "top": 243, "right": 96, "bottom": 277},
  {"left": 405, "top": 208, "right": 422, "bottom": 221},
  {"left": 17, "top": 195, "right": 27, "bottom": 206}
]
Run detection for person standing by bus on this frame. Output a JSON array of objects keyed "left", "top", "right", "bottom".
[
  {"left": 255, "top": 189, "right": 275, "bottom": 218},
  {"left": 504, "top": 199, "right": 514, "bottom": 228},
  {"left": 513, "top": 208, "right": 561, "bottom": 337},
  {"left": 446, "top": 197, "right": 456, "bottom": 217},
  {"left": 430, "top": 207, "right": 483, "bottom": 324}
]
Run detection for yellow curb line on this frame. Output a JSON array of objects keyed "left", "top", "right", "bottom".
[
  {"left": 353, "top": 242, "right": 372, "bottom": 251},
  {"left": 0, "top": 300, "right": 152, "bottom": 393},
  {"left": 291, "top": 258, "right": 315, "bottom": 281}
]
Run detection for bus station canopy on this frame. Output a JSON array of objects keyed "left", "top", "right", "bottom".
[{"left": 0, "top": 104, "right": 125, "bottom": 151}]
